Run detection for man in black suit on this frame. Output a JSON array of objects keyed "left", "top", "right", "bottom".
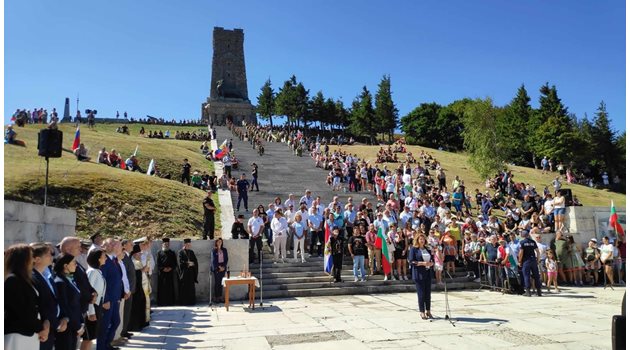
[
  {"left": 97, "top": 238, "right": 124, "bottom": 350},
  {"left": 60, "top": 237, "right": 97, "bottom": 350},
  {"left": 120, "top": 239, "right": 137, "bottom": 339},
  {"left": 31, "top": 242, "right": 67, "bottom": 350}
]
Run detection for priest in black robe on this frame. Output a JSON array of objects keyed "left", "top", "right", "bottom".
[
  {"left": 178, "top": 238, "right": 198, "bottom": 305},
  {"left": 157, "top": 238, "right": 178, "bottom": 306}
]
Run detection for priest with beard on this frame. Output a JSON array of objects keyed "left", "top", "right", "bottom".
[
  {"left": 178, "top": 239, "right": 198, "bottom": 305},
  {"left": 157, "top": 238, "right": 178, "bottom": 306}
]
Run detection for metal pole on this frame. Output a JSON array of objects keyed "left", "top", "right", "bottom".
[
  {"left": 259, "top": 247, "right": 263, "bottom": 307},
  {"left": 44, "top": 157, "right": 49, "bottom": 206}
]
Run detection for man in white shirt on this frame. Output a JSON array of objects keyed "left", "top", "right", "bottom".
[
  {"left": 271, "top": 209, "right": 289, "bottom": 263},
  {"left": 308, "top": 206, "right": 324, "bottom": 257},
  {"left": 284, "top": 194, "right": 296, "bottom": 210},
  {"left": 248, "top": 209, "right": 265, "bottom": 262},
  {"left": 437, "top": 201, "right": 450, "bottom": 220},
  {"left": 399, "top": 206, "right": 413, "bottom": 228},
  {"left": 300, "top": 189, "right": 314, "bottom": 208}
]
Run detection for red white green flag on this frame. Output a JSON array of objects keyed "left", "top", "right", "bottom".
[
  {"left": 376, "top": 226, "right": 393, "bottom": 275},
  {"left": 610, "top": 200, "right": 625, "bottom": 237}
]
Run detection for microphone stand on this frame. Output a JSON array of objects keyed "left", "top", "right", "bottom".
[{"left": 443, "top": 270, "right": 456, "bottom": 327}]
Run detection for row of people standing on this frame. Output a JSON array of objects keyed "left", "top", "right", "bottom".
[{"left": 4, "top": 235, "right": 203, "bottom": 350}]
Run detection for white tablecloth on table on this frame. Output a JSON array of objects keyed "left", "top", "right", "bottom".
[{"left": 221, "top": 276, "right": 260, "bottom": 288}]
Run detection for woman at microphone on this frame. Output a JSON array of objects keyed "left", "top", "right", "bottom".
[{"left": 408, "top": 233, "right": 434, "bottom": 320}]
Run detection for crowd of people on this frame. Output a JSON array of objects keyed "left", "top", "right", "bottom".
[
  {"left": 3, "top": 234, "right": 213, "bottom": 350},
  {"left": 10, "top": 108, "right": 59, "bottom": 127}
]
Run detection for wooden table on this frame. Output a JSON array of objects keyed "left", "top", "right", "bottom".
[{"left": 222, "top": 277, "right": 259, "bottom": 311}]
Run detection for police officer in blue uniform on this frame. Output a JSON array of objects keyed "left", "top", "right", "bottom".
[{"left": 518, "top": 230, "right": 542, "bottom": 296}]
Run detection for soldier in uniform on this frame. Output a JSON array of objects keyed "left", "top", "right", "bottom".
[
  {"left": 178, "top": 239, "right": 199, "bottom": 305},
  {"left": 518, "top": 231, "right": 543, "bottom": 297},
  {"left": 156, "top": 238, "right": 178, "bottom": 306},
  {"left": 203, "top": 191, "right": 216, "bottom": 240}
]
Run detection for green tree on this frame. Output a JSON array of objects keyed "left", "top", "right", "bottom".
[
  {"left": 335, "top": 99, "right": 350, "bottom": 131},
  {"left": 462, "top": 98, "right": 506, "bottom": 179},
  {"left": 497, "top": 84, "right": 532, "bottom": 165},
  {"left": 435, "top": 99, "right": 469, "bottom": 151},
  {"left": 530, "top": 83, "right": 579, "bottom": 163},
  {"left": 295, "top": 82, "right": 310, "bottom": 128},
  {"left": 323, "top": 98, "right": 337, "bottom": 130},
  {"left": 349, "top": 86, "right": 377, "bottom": 144},
  {"left": 592, "top": 101, "right": 619, "bottom": 177},
  {"left": 275, "top": 75, "right": 298, "bottom": 127},
  {"left": 255, "top": 78, "right": 275, "bottom": 127},
  {"left": 400, "top": 103, "right": 441, "bottom": 147},
  {"left": 310, "top": 91, "right": 326, "bottom": 129},
  {"left": 374, "top": 75, "right": 399, "bottom": 142}
]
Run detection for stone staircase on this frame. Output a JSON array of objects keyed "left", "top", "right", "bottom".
[
  {"left": 214, "top": 125, "right": 479, "bottom": 299},
  {"left": 250, "top": 248, "right": 478, "bottom": 299}
]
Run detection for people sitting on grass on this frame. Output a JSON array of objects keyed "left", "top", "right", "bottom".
[
  {"left": 125, "top": 155, "right": 143, "bottom": 172},
  {"left": 4, "top": 124, "right": 17, "bottom": 144},
  {"left": 108, "top": 149, "right": 122, "bottom": 167},
  {"left": 98, "top": 147, "right": 111, "bottom": 165},
  {"left": 74, "top": 143, "right": 91, "bottom": 161},
  {"left": 116, "top": 124, "right": 130, "bottom": 134}
]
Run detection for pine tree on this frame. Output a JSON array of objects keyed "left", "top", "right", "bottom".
[
  {"left": 374, "top": 75, "right": 399, "bottom": 142},
  {"left": 255, "top": 78, "right": 275, "bottom": 127},
  {"left": 592, "top": 101, "right": 618, "bottom": 177},
  {"left": 349, "top": 86, "right": 377, "bottom": 144},
  {"left": 275, "top": 75, "right": 298, "bottom": 127},
  {"left": 310, "top": 91, "right": 326, "bottom": 130},
  {"left": 497, "top": 84, "right": 532, "bottom": 165},
  {"left": 295, "top": 82, "right": 310, "bottom": 128}
]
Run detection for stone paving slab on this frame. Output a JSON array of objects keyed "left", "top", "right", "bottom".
[{"left": 118, "top": 286, "right": 624, "bottom": 350}]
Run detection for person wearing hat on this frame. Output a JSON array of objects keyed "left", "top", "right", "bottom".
[
  {"left": 178, "top": 239, "right": 198, "bottom": 305},
  {"left": 129, "top": 244, "right": 147, "bottom": 332},
  {"left": 235, "top": 173, "right": 250, "bottom": 212},
  {"left": 89, "top": 233, "right": 103, "bottom": 254},
  {"left": 518, "top": 231, "right": 542, "bottom": 296},
  {"left": 156, "top": 238, "right": 177, "bottom": 306}
]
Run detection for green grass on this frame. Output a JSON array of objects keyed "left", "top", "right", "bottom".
[
  {"left": 4, "top": 123, "right": 220, "bottom": 239},
  {"left": 333, "top": 144, "right": 626, "bottom": 208}
]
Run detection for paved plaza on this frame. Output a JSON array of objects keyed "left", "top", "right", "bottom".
[{"left": 120, "top": 286, "right": 625, "bottom": 350}]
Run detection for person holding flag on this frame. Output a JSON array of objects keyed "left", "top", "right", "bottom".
[
  {"left": 376, "top": 224, "right": 395, "bottom": 281},
  {"left": 609, "top": 200, "right": 625, "bottom": 237}
]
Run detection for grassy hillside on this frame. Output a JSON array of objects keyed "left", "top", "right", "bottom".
[
  {"left": 333, "top": 144, "right": 626, "bottom": 208},
  {"left": 4, "top": 123, "right": 220, "bottom": 239}
]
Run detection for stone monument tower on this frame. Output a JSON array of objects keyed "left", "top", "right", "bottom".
[{"left": 202, "top": 27, "right": 256, "bottom": 126}]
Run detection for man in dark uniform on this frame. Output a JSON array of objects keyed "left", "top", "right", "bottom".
[
  {"left": 181, "top": 158, "right": 192, "bottom": 186},
  {"left": 250, "top": 163, "right": 259, "bottom": 192},
  {"left": 157, "top": 238, "right": 178, "bottom": 306},
  {"left": 231, "top": 214, "right": 247, "bottom": 239},
  {"left": 236, "top": 173, "right": 250, "bottom": 212},
  {"left": 203, "top": 191, "right": 216, "bottom": 240},
  {"left": 518, "top": 230, "right": 542, "bottom": 296},
  {"left": 178, "top": 239, "right": 198, "bottom": 305},
  {"left": 330, "top": 228, "right": 345, "bottom": 283}
]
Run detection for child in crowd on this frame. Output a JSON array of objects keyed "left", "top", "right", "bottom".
[
  {"left": 434, "top": 243, "right": 444, "bottom": 286},
  {"left": 545, "top": 250, "right": 560, "bottom": 293}
]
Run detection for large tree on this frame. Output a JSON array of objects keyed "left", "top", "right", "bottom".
[
  {"left": 530, "top": 83, "right": 580, "bottom": 163},
  {"left": 310, "top": 91, "right": 326, "bottom": 129},
  {"left": 275, "top": 75, "right": 298, "bottom": 127},
  {"left": 400, "top": 103, "right": 442, "bottom": 147},
  {"left": 374, "top": 75, "right": 398, "bottom": 142},
  {"left": 497, "top": 84, "right": 532, "bottom": 165},
  {"left": 255, "top": 78, "right": 275, "bottom": 127},
  {"left": 349, "top": 86, "right": 377, "bottom": 144},
  {"left": 591, "top": 101, "right": 619, "bottom": 178},
  {"left": 435, "top": 99, "right": 469, "bottom": 151},
  {"left": 294, "top": 82, "right": 310, "bottom": 128},
  {"left": 462, "top": 98, "right": 506, "bottom": 179}
]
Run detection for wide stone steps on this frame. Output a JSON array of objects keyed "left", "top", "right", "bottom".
[{"left": 260, "top": 280, "right": 477, "bottom": 299}]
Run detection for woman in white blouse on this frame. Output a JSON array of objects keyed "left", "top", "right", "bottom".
[{"left": 83, "top": 249, "right": 107, "bottom": 350}]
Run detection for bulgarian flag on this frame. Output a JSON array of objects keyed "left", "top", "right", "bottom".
[
  {"left": 610, "top": 200, "right": 625, "bottom": 237},
  {"left": 323, "top": 222, "right": 333, "bottom": 274},
  {"left": 71, "top": 125, "right": 80, "bottom": 151},
  {"left": 376, "top": 226, "right": 393, "bottom": 275}
]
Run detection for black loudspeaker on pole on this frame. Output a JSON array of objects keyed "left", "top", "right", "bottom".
[{"left": 37, "top": 129, "right": 63, "bottom": 206}]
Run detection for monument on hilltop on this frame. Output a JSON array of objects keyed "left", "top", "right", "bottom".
[{"left": 201, "top": 27, "right": 256, "bottom": 126}]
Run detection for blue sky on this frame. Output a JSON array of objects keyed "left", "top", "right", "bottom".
[{"left": 5, "top": 0, "right": 626, "bottom": 133}]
